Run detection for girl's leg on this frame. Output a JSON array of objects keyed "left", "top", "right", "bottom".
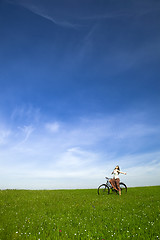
[
  {"left": 116, "top": 178, "right": 121, "bottom": 195},
  {"left": 110, "top": 178, "right": 118, "bottom": 191}
]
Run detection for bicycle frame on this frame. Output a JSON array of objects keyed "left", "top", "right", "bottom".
[{"left": 105, "top": 177, "right": 112, "bottom": 189}]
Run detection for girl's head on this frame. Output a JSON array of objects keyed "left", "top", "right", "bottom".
[{"left": 115, "top": 165, "right": 120, "bottom": 171}]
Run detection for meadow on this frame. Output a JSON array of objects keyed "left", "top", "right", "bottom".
[{"left": 0, "top": 186, "right": 160, "bottom": 240}]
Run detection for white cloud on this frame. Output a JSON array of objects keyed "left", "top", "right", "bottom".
[
  {"left": 1, "top": 151, "right": 159, "bottom": 189},
  {"left": 0, "top": 112, "right": 160, "bottom": 189},
  {"left": 125, "top": 159, "right": 160, "bottom": 187},
  {"left": 55, "top": 147, "right": 97, "bottom": 170},
  {"left": 0, "top": 128, "right": 11, "bottom": 145},
  {"left": 45, "top": 122, "right": 60, "bottom": 133}
]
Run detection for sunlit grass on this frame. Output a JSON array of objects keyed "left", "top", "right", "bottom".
[{"left": 0, "top": 187, "right": 160, "bottom": 239}]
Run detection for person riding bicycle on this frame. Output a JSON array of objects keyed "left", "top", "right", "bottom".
[{"left": 109, "top": 165, "right": 126, "bottom": 195}]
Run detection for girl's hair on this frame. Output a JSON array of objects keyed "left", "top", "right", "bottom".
[{"left": 115, "top": 165, "right": 120, "bottom": 171}]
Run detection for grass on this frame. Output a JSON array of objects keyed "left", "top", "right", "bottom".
[{"left": 0, "top": 186, "right": 160, "bottom": 240}]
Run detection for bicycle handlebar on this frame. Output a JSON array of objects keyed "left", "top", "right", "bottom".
[{"left": 105, "top": 177, "right": 112, "bottom": 180}]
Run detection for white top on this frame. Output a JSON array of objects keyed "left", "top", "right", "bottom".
[{"left": 113, "top": 169, "right": 119, "bottom": 179}]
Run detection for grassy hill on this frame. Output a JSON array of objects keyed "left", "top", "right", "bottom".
[{"left": 0, "top": 186, "right": 160, "bottom": 239}]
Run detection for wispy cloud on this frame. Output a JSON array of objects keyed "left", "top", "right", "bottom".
[
  {"left": 6, "top": 0, "right": 81, "bottom": 29},
  {"left": 18, "top": 125, "right": 34, "bottom": 143},
  {"left": 11, "top": 105, "right": 40, "bottom": 124},
  {"left": 21, "top": 4, "right": 80, "bottom": 29}
]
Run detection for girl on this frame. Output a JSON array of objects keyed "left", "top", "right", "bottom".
[{"left": 109, "top": 165, "right": 126, "bottom": 195}]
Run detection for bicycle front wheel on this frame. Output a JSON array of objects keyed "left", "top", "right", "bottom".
[
  {"left": 98, "top": 184, "right": 110, "bottom": 195},
  {"left": 119, "top": 182, "right": 127, "bottom": 194}
]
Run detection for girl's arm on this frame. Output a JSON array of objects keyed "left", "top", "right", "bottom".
[{"left": 118, "top": 170, "right": 127, "bottom": 175}]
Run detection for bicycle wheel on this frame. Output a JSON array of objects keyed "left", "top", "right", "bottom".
[
  {"left": 98, "top": 184, "right": 110, "bottom": 195},
  {"left": 119, "top": 182, "right": 127, "bottom": 194}
]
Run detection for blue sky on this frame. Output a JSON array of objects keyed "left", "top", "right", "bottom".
[{"left": 0, "top": 0, "right": 160, "bottom": 189}]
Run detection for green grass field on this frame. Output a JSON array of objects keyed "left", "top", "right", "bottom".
[{"left": 0, "top": 186, "right": 160, "bottom": 240}]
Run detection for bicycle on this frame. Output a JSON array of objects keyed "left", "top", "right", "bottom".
[{"left": 97, "top": 177, "right": 127, "bottom": 195}]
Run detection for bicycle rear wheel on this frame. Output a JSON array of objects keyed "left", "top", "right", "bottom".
[
  {"left": 98, "top": 184, "right": 110, "bottom": 195},
  {"left": 119, "top": 182, "right": 127, "bottom": 194}
]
